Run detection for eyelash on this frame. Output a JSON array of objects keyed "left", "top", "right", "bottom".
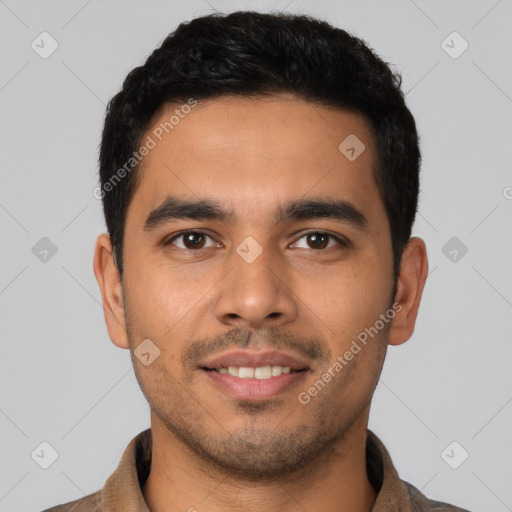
[{"left": 165, "top": 230, "right": 350, "bottom": 251}]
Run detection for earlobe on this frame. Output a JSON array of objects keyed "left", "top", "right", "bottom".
[
  {"left": 388, "top": 237, "right": 428, "bottom": 346},
  {"left": 93, "top": 233, "right": 130, "bottom": 349}
]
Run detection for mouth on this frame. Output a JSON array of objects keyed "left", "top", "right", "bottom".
[
  {"left": 202, "top": 365, "right": 306, "bottom": 379},
  {"left": 199, "top": 351, "right": 310, "bottom": 400}
]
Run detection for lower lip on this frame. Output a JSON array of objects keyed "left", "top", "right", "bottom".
[{"left": 202, "top": 370, "right": 308, "bottom": 400}]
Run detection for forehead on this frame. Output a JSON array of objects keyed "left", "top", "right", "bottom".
[{"left": 127, "top": 95, "right": 384, "bottom": 229}]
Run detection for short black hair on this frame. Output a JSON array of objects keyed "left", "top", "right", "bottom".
[{"left": 98, "top": 10, "right": 420, "bottom": 280}]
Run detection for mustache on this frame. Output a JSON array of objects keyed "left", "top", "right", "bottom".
[{"left": 181, "top": 326, "right": 332, "bottom": 368}]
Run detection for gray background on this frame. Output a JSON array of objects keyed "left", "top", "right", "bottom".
[{"left": 0, "top": 0, "right": 511, "bottom": 511}]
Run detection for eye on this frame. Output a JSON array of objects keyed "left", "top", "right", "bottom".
[
  {"left": 292, "top": 231, "right": 348, "bottom": 250},
  {"left": 166, "top": 231, "right": 220, "bottom": 250}
]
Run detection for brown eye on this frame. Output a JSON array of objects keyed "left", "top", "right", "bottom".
[
  {"left": 183, "top": 232, "right": 206, "bottom": 249},
  {"left": 292, "top": 231, "right": 348, "bottom": 251},
  {"left": 167, "top": 231, "right": 217, "bottom": 250},
  {"left": 307, "top": 233, "right": 329, "bottom": 249}
]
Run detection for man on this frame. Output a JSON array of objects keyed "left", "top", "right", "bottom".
[{"left": 43, "top": 10, "right": 471, "bottom": 512}]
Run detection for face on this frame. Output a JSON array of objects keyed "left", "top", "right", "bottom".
[{"left": 99, "top": 95, "right": 410, "bottom": 480}]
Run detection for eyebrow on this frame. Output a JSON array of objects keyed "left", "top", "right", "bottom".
[{"left": 143, "top": 195, "right": 368, "bottom": 231}]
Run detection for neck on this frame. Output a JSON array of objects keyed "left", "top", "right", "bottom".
[{"left": 142, "top": 409, "right": 377, "bottom": 512}]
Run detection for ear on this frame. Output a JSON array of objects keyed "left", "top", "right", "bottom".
[
  {"left": 388, "top": 237, "right": 428, "bottom": 346},
  {"left": 93, "top": 233, "right": 129, "bottom": 349}
]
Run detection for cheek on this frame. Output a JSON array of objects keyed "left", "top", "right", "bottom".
[
  {"left": 303, "top": 262, "right": 392, "bottom": 346},
  {"left": 123, "top": 258, "right": 203, "bottom": 342}
]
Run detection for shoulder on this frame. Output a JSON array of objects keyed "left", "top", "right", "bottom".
[
  {"left": 39, "top": 490, "right": 102, "bottom": 512},
  {"left": 404, "top": 481, "right": 472, "bottom": 512}
]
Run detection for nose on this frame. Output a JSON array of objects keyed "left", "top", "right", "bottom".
[{"left": 214, "top": 243, "right": 298, "bottom": 330}]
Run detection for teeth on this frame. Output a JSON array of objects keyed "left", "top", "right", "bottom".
[
  {"left": 228, "top": 365, "right": 239, "bottom": 377},
  {"left": 271, "top": 366, "right": 282, "bottom": 377},
  {"left": 221, "top": 365, "right": 293, "bottom": 379},
  {"left": 254, "top": 366, "right": 272, "bottom": 379},
  {"left": 239, "top": 367, "right": 254, "bottom": 379}
]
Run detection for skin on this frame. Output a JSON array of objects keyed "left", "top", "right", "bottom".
[{"left": 94, "top": 94, "right": 428, "bottom": 512}]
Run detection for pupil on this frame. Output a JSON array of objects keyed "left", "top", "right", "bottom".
[
  {"left": 309, "top": 233, "right": 327, "bottom": 249},
  {"left": 186, "top": 233, "right": 204, "bottom": 249}
]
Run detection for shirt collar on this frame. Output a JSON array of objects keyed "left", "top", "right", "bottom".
[{"left": 99, "top": 428, "right": 413, "bottom": 511}]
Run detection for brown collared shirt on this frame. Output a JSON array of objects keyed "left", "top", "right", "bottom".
[{"left": 41, "top": 429, "right": 471, "bottom": 511}]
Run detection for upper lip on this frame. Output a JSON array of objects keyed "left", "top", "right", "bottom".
[{"left": 200, "top": 350, "right": 310, "bottom": 371}]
